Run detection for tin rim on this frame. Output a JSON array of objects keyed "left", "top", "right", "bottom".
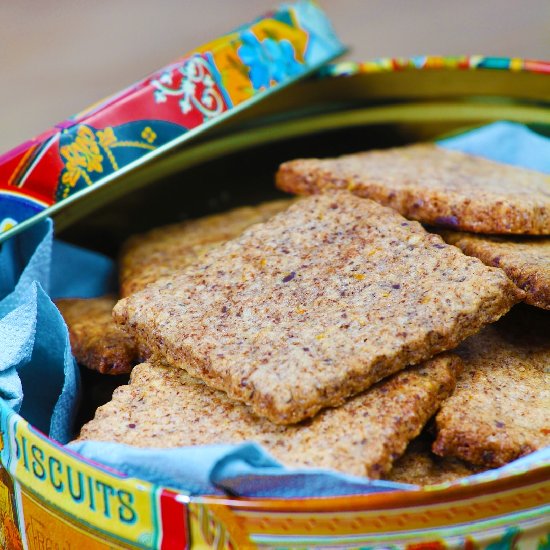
[{"left": 320, "top": 55, "right": 550, "bottom": 77}]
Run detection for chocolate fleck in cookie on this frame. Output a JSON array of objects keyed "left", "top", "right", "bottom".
[
  {"left": 276, "top": 144, "right": 550, "bottom": 235},
  {"left": 113, "top": 192, "right": 522, "bottom": 424},
  {"left": 120, "top": 199, "right": 292, "bottom": 297},
  {"left": 56, "top": 296, "right": 139, "bottom": 375},
  {"left": 441, "top": 231, "right": 550, "bottom": 310},
  {"left": 76, "top": 354, "right": 461, "bottom": 479},
  {"left": 433, "top": 305, "right": 550, "bottom": 467}
]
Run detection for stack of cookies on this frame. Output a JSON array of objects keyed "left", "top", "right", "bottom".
[{"left": 64, "top": 143, "right": 550, "bottom": 486}]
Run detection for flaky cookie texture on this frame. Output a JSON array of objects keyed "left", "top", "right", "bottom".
[
  {"left": 119, "top": 199, "right": 292, "bottom": 296},
  {"left": 386, "top": 435, "right": 484, "bottom": 486},
  {"left": 276, "top": 144, "right": 550, "bottom": 235},
  {"left": 433, "top": 306, "right": 550, "bottom": 468},
  {"left": 114, "top": 192, "right": 522, "bottom": 424},
  {"left": 55, "top": 296, "right": 139, "bottom": 375},
  {"left": 441, "top": 231, "right": 550, "bottom": 310},
  {"left": 76, "top": 355, "right": 461, "bottom": 479}
]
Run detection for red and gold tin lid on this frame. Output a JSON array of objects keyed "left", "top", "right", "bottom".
[{"left": 0, "top": 1, "right": 345, "bottom": 243}]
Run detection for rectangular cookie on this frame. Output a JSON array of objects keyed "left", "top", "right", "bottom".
[
  {"left": 114, "top": 192, "right": 522, "bottom": 424},
  {"left": 56, "top": 296, "right": 139, "bottom": 375},
  {"left": 441, "top": 231, "right": 550, "bottom": 310},
  {"left": 433, "top": 305, "right": 550, "bottom": 467},
  {"left": 76, "top": 354, "right": 462, "bottom": 479},
  {"left": 120, "top": 199, "right": 291, "bottom": 296},
  {"left": 276, "top": 144, "right": 550, "bottom": 234}
]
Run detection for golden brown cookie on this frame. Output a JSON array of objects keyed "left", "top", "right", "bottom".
[
  {"left": 441, "top": 231, "right": 550, "bottom": 310},
  {"left": 386, "top": 436, "right": 484, "bottom": 486},
  {"left": 56, "top": 296, "right": 139, "bottom": 375},
  {"left": 433, "top": 306, "right": 550, "bottom": 467},
  {"left": 276, "top": 144, "right": 550, "bottom": 235},
  {"left": 120, "top": 199, "right": 291, "bottom": 296},
  {"left": 76, "top": 354, "right": 461, "bottom": 479},
  {"left": 113, "top": 192, "right": 522, "bottom": 424}
]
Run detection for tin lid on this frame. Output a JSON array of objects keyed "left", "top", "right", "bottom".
[{"left": 0, "top": 0, "right": 345, "bottom": 243}]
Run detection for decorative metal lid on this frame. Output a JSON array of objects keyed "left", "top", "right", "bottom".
[{"left": 0, "top": 0, "right": 345, "bottom": 242}]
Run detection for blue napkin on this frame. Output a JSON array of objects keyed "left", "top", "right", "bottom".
[
  {"left": 51, "top": 239, "right": 117, "bottom": 299},
  {"left": 1, "top": 121, "right": 549, "bottom": 495},
  {"left": 0, "top": 220, "right": 117, "bottom": 443},
  {"left": 0, "top": 220, "right": 75, "bottom": 443},
  {"left": 439, "top": 121, "right": 550, "bottom": 173},
  {"left": 68, "top": 440, "right": 410, "bottom": 496}
]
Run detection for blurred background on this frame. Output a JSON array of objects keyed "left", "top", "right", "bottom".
[{"left": 1, "top": 0, "right": 548, "bottom": 154}]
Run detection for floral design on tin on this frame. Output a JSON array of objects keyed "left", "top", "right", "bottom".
[
  {"left": 238, "top": 30, "right": 302, "bottom": 90},
  {"left": 58, "top": 124, "right": 158, "bottom": 199},
  {"left": 152, "top": 56, "right": 225, "bottom": 118},
  {"left": 60, "top": 125, "right": 105, "bottom": 190}
]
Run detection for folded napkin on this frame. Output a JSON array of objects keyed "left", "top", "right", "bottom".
[
  {"left": 69, "top": 440, "right": 409, "bottom": 496},
  {"left": 0, "top": 121, "right": 548, "bottom": 496},
  {"left": 0, "top": 220, "right": 117, "bottom": 443}
]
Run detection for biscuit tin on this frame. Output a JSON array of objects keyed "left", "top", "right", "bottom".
[{"left": 0, "top": 5, "right": 549, "bottom": 548}]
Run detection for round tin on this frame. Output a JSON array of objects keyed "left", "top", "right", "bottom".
[{"left": 0, "top": 59, "right": 548, "bottom": 549}]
